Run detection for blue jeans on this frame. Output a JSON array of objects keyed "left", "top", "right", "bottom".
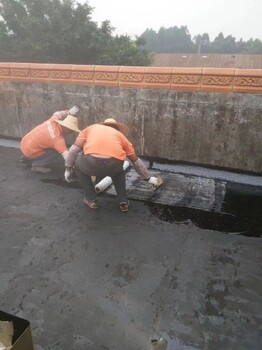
[{"left": 75, "top": 153, "right": 127, "bottom": 203}]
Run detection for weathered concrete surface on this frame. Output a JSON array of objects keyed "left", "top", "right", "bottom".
[
  {"left": 0, "top": 146, "right": 262, "bottom": 350},
  {"left": 0, "top": 81, "right": 262, "bottom": 173}
]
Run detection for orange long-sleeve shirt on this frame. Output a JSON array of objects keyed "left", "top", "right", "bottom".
[{"left": 20, "top": 115, "right": 68, "bottom": 158}]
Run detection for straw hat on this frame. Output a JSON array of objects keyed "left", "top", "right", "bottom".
[
  {"left": 55, "top": 114, "right": 80, "bottom": 132},
  {"left": 100, "top": 118, "right": 129, "bottom": 136}
]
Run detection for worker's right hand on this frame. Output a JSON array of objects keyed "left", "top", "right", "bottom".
[
  {"left": 64, "top": 168, "right": 74, "bottom": 182},
  {"left": 147, "top": 176, "right": 158, "bottom": 186},
  {"left": 68, "top": 105, "right": 80, "bottom": 116}
]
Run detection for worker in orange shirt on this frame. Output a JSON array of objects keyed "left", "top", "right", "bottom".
[
  {"left": 64, "top": 118, "right": 162, "bottom": 212},
  {"left": 20, "top": 106, "right": 80, "bottom": 173}
]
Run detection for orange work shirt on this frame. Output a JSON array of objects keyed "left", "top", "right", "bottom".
[
  {"left": 77, "top": 124, "right": 135, "bottom": 160},
  {"left": 20, "top": 115, "right": 67, "bottom": 158}
]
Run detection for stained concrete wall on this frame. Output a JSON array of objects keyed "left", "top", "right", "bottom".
[{"left": 0, "top": 81, "right": 261, "bottom": 173}]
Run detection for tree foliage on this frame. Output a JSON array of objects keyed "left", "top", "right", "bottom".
[
  {"left": 0, "top": 1, "right": 261, "bottom": 65},
  {"left": 0, "top": 0, "right": 152, "bottom": 65},
  {"left": 140, "top": 27, "right": 262, "bottom": 54},
  {"left": 146, "top": 26, "right": 194, "bottom": 53}
]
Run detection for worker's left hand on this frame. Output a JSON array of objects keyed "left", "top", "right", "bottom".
[
  {"left": 69, "top": 105, "right": 80, "bottom": 116},
  {"left": 64, "top": 168, "right": 74, "bottom": 182}
]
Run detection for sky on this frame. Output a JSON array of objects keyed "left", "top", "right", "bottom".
[{"left": 86, "top": 0, "right": 262, "bottom": 41}]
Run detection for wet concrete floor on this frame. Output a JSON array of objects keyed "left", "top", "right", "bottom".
[{"left": 0, "top": 146, "right": 262, "bottom": 350}]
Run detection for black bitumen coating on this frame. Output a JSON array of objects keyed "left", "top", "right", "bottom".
[{"left": 1, "top": 146, "right": 262, "bottom": 350}]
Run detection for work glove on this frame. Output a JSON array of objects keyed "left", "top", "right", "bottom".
[
  {"left": 147, "top": 176, "right": 158, "bottom": 186},
  {"left": 64, "top": 167, "right": 74, "bottom": 182},
  {"left": 68, "top": 105, "right": 80, "bottom": 116}
]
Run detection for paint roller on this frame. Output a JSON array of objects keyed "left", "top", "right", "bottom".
[{"left": 94, "top": 160, "right": 130, "bottom": 193}]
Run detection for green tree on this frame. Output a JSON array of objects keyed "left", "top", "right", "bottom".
[
  {"left": 98, "top": 35, "right": 152, "bottom": 66},
  {"left": 141, "top": 26, "right": 194, "bottom": 53},
  {"left": 139, "top": 28, "right": 158, "bottom": 52},
  {"left": 194, "top": 33, "right": 210, "bottom": 53},
  {"left": 0, "top": 0, "right": 152, "bottom": 65},
  {"left": 140, "top": 26, "right": 262, "bottom": 54},
  {"left": 211, "top": 33, "right": 237, "bottom": 53},
  {"left": 244, "top": 38, "right": 262, "bottom": 54},
  {"left": 0, "top": 0, "right": 97, "bottom": 62}
]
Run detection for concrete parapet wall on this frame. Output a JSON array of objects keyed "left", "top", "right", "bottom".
[{"left": 0, "top": 63, "right": 261, "bottom": 173}]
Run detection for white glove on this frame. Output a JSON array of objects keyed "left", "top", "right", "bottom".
[
  {"left": 68, "top": 105, "right": 79, "bottom": 116},
  {"left": 147, "top": 176, "right": 158, "bottom": 186},
  {"left": 64, "top": 168, "right": 74, "bottom": 182}
]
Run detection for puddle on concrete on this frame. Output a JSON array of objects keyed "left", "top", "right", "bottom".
[{"left": 146, "top": 183, "right": 262, "bottom": 238}]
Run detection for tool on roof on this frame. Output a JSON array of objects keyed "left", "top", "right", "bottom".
[
  {"left": 95, "top": 160, "right": 130, "bottom": 193},
  {"left": 152, "top": 176, "right": 163, "bottom": 191}
]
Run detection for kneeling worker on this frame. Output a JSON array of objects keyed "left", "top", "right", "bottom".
[
  {"left": 20, "top": 106, "right": 80, "bottom": 173},
  {"left": 64, "top": 118, "right": 162, "bottom": 212}
]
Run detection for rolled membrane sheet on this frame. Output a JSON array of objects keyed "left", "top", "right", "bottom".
[{"left": 94, "top": 160, "right": 130, "bottom": 193}]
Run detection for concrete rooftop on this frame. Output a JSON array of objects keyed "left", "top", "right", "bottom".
[{"left": 0, "top": 145, "right": 262, "bottom": 350}]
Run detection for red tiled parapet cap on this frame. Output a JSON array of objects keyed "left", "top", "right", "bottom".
[{"left": 0, "top": 63, "right": 261, "bottom": 94}]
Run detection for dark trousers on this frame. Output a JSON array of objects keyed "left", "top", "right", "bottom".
[
  {"left": 22, "top": 149, "right": 61, "bottom": 166},
  {"left": 75, "top": 153, "right": 127, "bottom": 203}
]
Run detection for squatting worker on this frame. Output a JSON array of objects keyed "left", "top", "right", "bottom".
[
  {"left": 20, "top": 106, "right": 80, "bottom": 173},
  {"left": 64, "top": 118, "right": 160, "bottom": 212}
]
